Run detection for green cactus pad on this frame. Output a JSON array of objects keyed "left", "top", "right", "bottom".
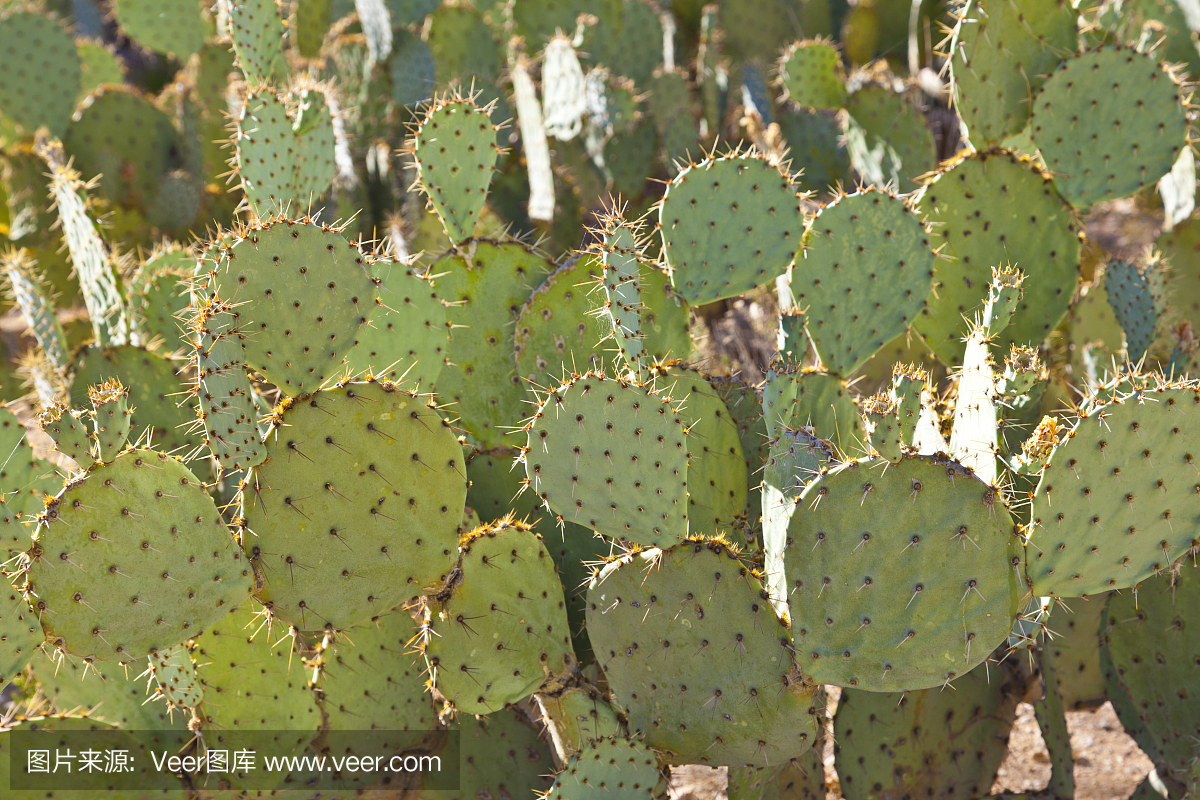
[
  {"left": 25, "top": 449, "right": 254, "bottom": 663},
  {"left": 426, "top": 5, "right": 503, "bottom": 86},
  {"left": 204, "top": 218, "right": 377, "bottom": 396},
  {"left": 516, "top": 257, "right": 608, "bottom": 389},
  {"left": 778, "top": 40, "right": 847, "bottom": 110},
  {"left": 426, "top": 519, "right": 574, "bottom": 714},
  {"left": 658, "top": 153, "right": 804, "bottom": 305},
  {"left": 88, "top": 380, "right": 133, "bottom": 463},
  {"left": 113, "top": 0, "right": 204, "bottom": 58},
  {"left": 1102, "top": 571, "right": 1200, "bottom": 784},
  {"left": 411, "top": 96, "right": 504, "bottom": 245},
  {"left": 777, "top": 108, "right": 852, "bottom": 194},
  {"left": 0, "top": 412, "right": 62, "bottom": 549},
  {"left": 712, "top": 377, "right": 769, "bottom": 541},
  {"left": 34, "top": 649, "right": 191, "bottom": 730},
  {"left": 466, "top": 448, "right": 604, "bottom": 660},
  {"left": 834, "top": 660, "right": 1021, "bottom": 798},
  {"left": 654, "top": 368, "right": 748, "bottom": 538},
  {"left": 4, "top": 250, "right": 69, "bottom": 371},
  {"left": 76, "top": 40, "right": 125, "bottom": 97},
  {"left": 0, "top": 12, "right": 80, "bottom": 138},
  {"left": 193, "top": 603, "right": 320, "bottom": 791},
  {"left": 1026, "top": 383, "right": 1200, "bottom": 598},
  {"left": 786, "top": 456, "right": 1020, "bottom": 691},
  {"left": 762, "top": 365, "right": 863, "bottom": 452},
  {"left": 245, "top": 380, "right": 465, "bottom": 630},
  {"left": 1042, "top": 595, "right": 1107, "bottom": 710},
  {"left": 64, "top": 87, "right": 181, "bottom": 209},
  {"left": 235, "top": 87, "right": 336, "bottom": 216},
  {"left": 789, "top": 190, "right": 935, "bottom": 376},
  {"left": 586, "top": 539, "right": 820, "bottom": 766},
  {"left": 1157, "top": 217, "right": 1200, "bottom": 324},
  {"left": 391, "top": 30, "right": 437, "bottom": 108},
  {"left": 434, "top": 240, "right": 549, "bottom": 448},
  {"left": 915, "top": 150, "right": 1081, "bottom": 365},
  {"left": 320, "top": 608, "right": 440, "bottom": 738},
  {"left": 34, "top": 403, "right": 94, "bottom": 475},
  {"left": 128, "top": 249, "right": 193, "bottom": 356},
  {"left": 605, "top": 122, "right": 657, "bottom": 197},
  {"left": 843, "top": 84, "right": 937, "bottom": 192},
  {"left": 72, "top": 345, "right": 195, "bottom": 454},
  {"left": 548, "top": 736, "right": 661, "bottom": 800},
  {"left": 145, "top": 643, "right": 203, "bottom": 711},
  {"left": 642, "top": 263, "right": 692, "bottom": 361},
  {"left": 949, "top": 0, "right": 1079, "bottom": 145},
  {"left": 190, "top": 299, "right": 265, "bottom": 476},
  {"left": 1030, "top": 47, "right": 1189, "bottom": 210},
  {"left": 1105, "top": 259, "right": 1166, "bottom": 364},
  {"left": 522, "top": 371, "right": 690, "bottom": 546},
  {"left": 227, "top": 0, "right": 287, "bottom": 85},
  {"left": 442, "top": 709, "right": 555, "bottom": 800},
  {"left": 345, "top": 261, "right": 448, "bottom": 389},
  {"left": 0, "top": 589, "right": 45, "bottom": 682}
]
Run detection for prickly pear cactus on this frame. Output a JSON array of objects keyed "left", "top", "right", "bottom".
[
  {"left": 786, "top": 456, "right": 1020, "bottom": 690},
  {"left": 521, "top": 371, "right": 690, "bottom": 546},
  {"left": 22, "top": 449, "right": 254, "bottom": 664},
  {"left": 587, "top": 538, "right": 821, "bottom": 766},
  {"left": 658, "top": 152, "right": 804, "bottom": 305},
  {"left": 242, "top": 379, "right": 465, "bottom": 630},
  {"left": 1026, "top": 382, "right": 1200, "bottom": 598},
  {"left": 424, "top": 518, "right": 573, "bottom": 714}
]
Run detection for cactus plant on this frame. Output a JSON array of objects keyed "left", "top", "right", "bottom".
[{"left": 1, "top": 0, "right": 1200, "bottom": 795}]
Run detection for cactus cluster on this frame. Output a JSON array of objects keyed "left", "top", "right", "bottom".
[{"left": 2, "top": 0, "right": 1200, "bottom": 798}]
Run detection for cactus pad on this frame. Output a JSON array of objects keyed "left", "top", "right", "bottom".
[
  {"left": 790, "top": 190, "right": 935, "bottom": 376},
  {"left": 345, "top": 261, "right": 448, "bottom": 388},
  {"left": 1026, "top": 383, "right": 1200, "bottom": 598},
  {"left": 71, "top": 345, "right": 197, "bottom": 455},
  {"left": 658, "top": 153, "right": 804, "bottom": 305},
  {"left": 1102, "top": 570, "right": 1200, "bottom": 782},
  {"left": 87, "top": 380, "right": 133, "bottom": 463},
  {"left": 452, "top": 709, "right": 556, "bottom": 800},
  {"left": 193, "top": 603, "right": 320, "bottom": 789},
  {"left": 522, "top": 371, "right": 689, "bottom": 546},
  {"left": 834, "top": 660, "right": 1021, "bottom": 798},
  {"left": 234, "top": 86, "right": 337, "bottom": 215},
  {"left": 24, "top": 449, "right": 254, "bottom": 663},
  {"left": 586, "top": 539, "right": 820, "bottom": 766},
  {"left": 655, "top": 368, "right": 749, "bottom": 538},
  {"left": 411, "top": 96, "right": 504, "bottom": 245},
  {"left": 778, "top": 40, "right": 847, "bottom": 110},
  {"left": 0, "top": 12, "right": 80, "bottom": 138},
  {"left": 1, "top": 406, "right": 62, "bottom": 549},
  {"left": 1030, "top": 47, "right": 1189, "bottom": 209},
  {"left": 144, "top": 643, "right": 203, "bottom": 711},
  {"left": 843, "top": 85, "right": 937, "bottom": 192},
  {"left": 1105, "top": 258, "right": 1166, "bottom": 364},
  {"left": 244, "top": 380, "right": 465, "bottom": 630},
  {"left": 916, "top": 150, "right": 1081, "bottom": 364},
  {"left": 33, "top": 651, "right": 190, "bottom": 730},
  {"left": 64, "top": 88, "right": 181, "bottom": 209},
  {"left": 113, "top": 0, "right": 204, "bottom": 58},
  {"left": 435, "top": 240, "right": 549, "bottom": 448},
  {"left": 320, "top": 608, "right": 440, "bottom": 738},
  {"left": 950, "top": 0, "right": 1078, "bottom": 144},
  {"left": 0, "top": 590, "right": 44, "bottom": 682},
  {"left": 762, "top": 366, "right": 862, "bottom": 452},
  {"left": 203, "top": 217, "right": 377, "bottom": 395},
  {"left": 128, "top": 249, "right": 193, "bottom": 356},
  {"left": 548, "top": 737, "right": 662, "bottom": 800},
  {"left": 425, "top": 519, "right": 574, "bottom": 714},
  {"left": 516, "top": 258, "right": 608, "bottom": 389},
  {"left": 227, "top": 0, "right": 287, "bottom": 85},
  {"left": 786, "top": 456, "right": 1020, "bottom": 691}
]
